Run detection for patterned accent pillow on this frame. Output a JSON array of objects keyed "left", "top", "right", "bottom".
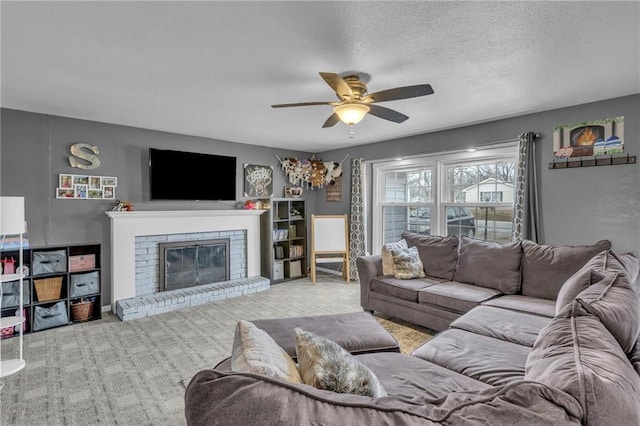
[
  {"left": 391, "top": 246, "right": 426, "bottom": 280},
  {"left": 231, "top": 320, "right": 302, "bottom": 383},
  {"left": 294, "top": 328, "right": 387, "bottom": 398},
  {"left": 381, "top": 239, "right": 408, "bottom": 275}
]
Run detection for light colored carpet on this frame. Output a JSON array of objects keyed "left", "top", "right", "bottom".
[{"left": 0, "top": 272, "right": 431, "bottom": 425}]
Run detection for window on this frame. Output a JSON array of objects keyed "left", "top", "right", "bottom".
[{"left": 372, "top": 144, "right": 517, "bottom": 253}]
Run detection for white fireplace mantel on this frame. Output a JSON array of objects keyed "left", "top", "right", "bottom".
[{"left": 105, "top": 209, "right": 264, "bottom": 311}]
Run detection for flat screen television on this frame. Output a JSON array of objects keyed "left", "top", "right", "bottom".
[{"left": 149, "top": 148, "right": 236, "bottom": 200}]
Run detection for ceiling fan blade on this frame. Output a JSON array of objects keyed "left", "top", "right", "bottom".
[
  {"left": 271, "top": 101, "right": 333, "bottom": 108},
  {"left": 319, "top": 72, "right": 353, "bottom": 100},
  {"left": 322, "top": 113, "right": 340, "bottom": 128},
  {"left": 364, "top": 84, "right": 434, "bottom": 103},
  {"left": 367, "top": 104, "right": 409, "bottom": 123}
]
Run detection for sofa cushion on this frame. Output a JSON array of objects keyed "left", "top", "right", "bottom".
[
  {"left": 482, "top": 295, "right": 556, "bottom": 318},
  {"left": 418, "top": 282, "right": 501, "bottom": 314},
  {"left": 294, "top": 328, "right": 387, "bottom": 398},
  {"left": 608, "top": 251, "right": 640, "bottom": 291},
  {"left": 401, "top": 231, "right": 459, "bottom": 280},
  {"left": 371, "top": 276, "right": 436, "bottom": 303},
  {"left": 571, "top": 270, "right": 640, "bottom": 354},
  {"left": 411, "top": 329, "right": 531, "bottom": 386},
  {"left": 554, "top": 251, "right": 616, "bottom": 315},
  {"left": 450, "top": 305, "right": 551, "bottom": 347},
  {"left": 391, "top": 246, "right": 426, "bottom": 280},
  {"left": 356, "top": 352, "right": 491, "bottom": 399},
  {"left": 453, "top": 237, "right": 522, "bottom": 294},
  {"left": 521, "top": 239, "right": 611, "bottom": 300},
  {"left": 186, "top": 369, "right": 583, "bottom": 426},
  {"left": 231, "top": 320, "right": 302, "bottom": 383},
  {"left": 381, "top": 239, "right": 408, "bottom": 275},
  {"left": 630, "top": 338, "right": 640, "bottom": 376},
  {"left": 251, "top": 312, "right": 401, "bottom": 358},
  {"left": 525, "top": 304, "right": 640, "bottom": 426}
]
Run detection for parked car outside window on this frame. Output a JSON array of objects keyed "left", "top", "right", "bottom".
[{"left": 408, "top": 207, "right": 475, "bottom": 237}]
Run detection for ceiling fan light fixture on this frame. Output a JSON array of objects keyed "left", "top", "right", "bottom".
[{"left": 334, "top": 103, "right": 370, "bottom": 125}]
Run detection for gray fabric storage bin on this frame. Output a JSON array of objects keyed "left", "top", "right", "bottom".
[
  {"left": 32, "top": 250, "right": 67, "bottom": 275},
  {"left": 70, "top": 272, "right": 100, "bottom": 297},
  {"left": 33, "top": 301, "right": 68, "bottom": 331},
  {"left": 1, "top": 280, "right": 30, "bottom": 307}
]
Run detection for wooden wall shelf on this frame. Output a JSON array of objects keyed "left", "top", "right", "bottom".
[{"left": 549, "top": 154, "right": 636, "bottom": 169}]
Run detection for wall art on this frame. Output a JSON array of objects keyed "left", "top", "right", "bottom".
[
  {"left": 553, "top": 116, "right": 624, "bottom": 158},
  {"left": 243, "top": 164, "right": 273, "bottom": 197}
]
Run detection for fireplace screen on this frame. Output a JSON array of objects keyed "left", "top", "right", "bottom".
[{"left": 159, "top": 239, "right": 230, "bottom": 292}]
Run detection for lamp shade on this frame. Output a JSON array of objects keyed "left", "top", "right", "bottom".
[
  {"left": 0, "top": 196, "right": 26, "bottom": 235},
  {"left": 334, "top": 103, "right": 370, "bottom": 125}
]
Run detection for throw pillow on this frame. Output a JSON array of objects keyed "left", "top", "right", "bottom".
[
  {"left": 294, "top": 328, "right": 387, "bottom": 398},
  {"left": 231, "top": 320, "right": 303, "bottom": 383},
  {"left": 453, "top": 237, "right": 522, "bottom": 294},
  {"left": 381, "top": 239, "right": 408, "bottom": 275},
  {"left": 390, "top": 246, "right": 426, "bottom": 280},
  {"left": 521, "top": 239, "right": 611, "bottom": 300},
  {"left": 401, "top": 231, "right": 459, "bottom": 280}
]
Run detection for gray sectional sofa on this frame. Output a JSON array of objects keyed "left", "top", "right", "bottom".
[{"left": 185, "top": 233, "right": 640, "bottom": 425}]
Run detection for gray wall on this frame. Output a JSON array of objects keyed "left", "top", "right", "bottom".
[
  {"left": 315, "top": 94, "right": 640, "bottom": 255},
  {"left": 2, "top": 95, "right": 638, "bottom": 307},
  {"left": 0, "top": 108, "right": 314, "bottom": 306}
]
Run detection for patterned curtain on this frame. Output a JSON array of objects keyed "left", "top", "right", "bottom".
[
  {"left": 349, "top": 158, "right": 367, "bottom": 280},
  {"left": 512, "top": 132, "right": 540, "bottom": 242}
]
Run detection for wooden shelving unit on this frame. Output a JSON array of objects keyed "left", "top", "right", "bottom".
[{"left": 260, "top": 198, "right": 307, "bottom": 283}]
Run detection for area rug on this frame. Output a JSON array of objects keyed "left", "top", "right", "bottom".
[{"left": 375, "top": 315, "right": 433, "bottom": 353}]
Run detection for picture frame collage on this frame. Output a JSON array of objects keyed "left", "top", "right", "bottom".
[{"left": 57, "top": 174, "right": 117, "bottom": 200}]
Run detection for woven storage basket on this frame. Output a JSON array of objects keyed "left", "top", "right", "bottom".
[
  {"left": 71, "top": 299, "right": 94, "bottom": 322},
  {"left": 34, "top": 276, "right": 63, "bottom": 301}
]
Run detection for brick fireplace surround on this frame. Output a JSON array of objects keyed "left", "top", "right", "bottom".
[{"left": 105, "top": 210, "right": 269, "bottom": 320}]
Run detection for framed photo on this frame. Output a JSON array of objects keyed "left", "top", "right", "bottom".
[
  {"left": 284, "top": 186, "right": 303, "bottom": 198},
  {"left": 89, "top": 176, "right": 102, "bottom": 190},
  {"left": 103, "top": 185, "right": 115, "bottom": 199},
  {"left": 243, "top": 164, "right": 273, "bottom": 197},
  {"left": 88, "top": 189, "right": 103, "bottom": 199},
  {"left": 73, "top": 175, "right": 89, "bottom": 185},
  {"left": 74, "top": 184, "right": 88, "bottom": 199},
  {"left": 101, "top": 177, "right": 117, "bottom": 186},
  {"left": 59, "top": 174, "right": 73, "bottom": 189},
  {"left": 56, "top": 188, "right": 75, "bottom": 199}
]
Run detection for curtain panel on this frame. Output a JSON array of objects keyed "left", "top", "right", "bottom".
[
  {"left": 349, "top": 158, "right": 367, "bottom": 280},
  {"left": 512, "top": 131, "right": 540, "bottom": 242}
]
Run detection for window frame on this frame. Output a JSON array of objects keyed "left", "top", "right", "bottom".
[{"left": 372, "top": 143, "right": 518, "bottom": 254}]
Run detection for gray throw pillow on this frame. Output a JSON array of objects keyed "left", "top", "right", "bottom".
[
  {"left": 401, "top": 231, "right": 459, "bottom": 280},
  {"left": 381, "top": 239, "right": 408, "bottom": 275},
  {"left": 294, "top": 328, "right": 387, "bottom": 398},
  {"left": 390, "top": 246, "right": 426, "bottom": 280},
  {"left": 521, "top": 239, "right": 611, "bottom": 300},
  {"left": 231, "top": 320, "right": 303, "bottom": 383},
  {"left": 453, "top": 237, "right": 522, "bottom": 294}
]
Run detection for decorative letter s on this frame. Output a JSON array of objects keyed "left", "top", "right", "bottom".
[{"left": 69, "top": 143, "right": 101, "bottom": 170}]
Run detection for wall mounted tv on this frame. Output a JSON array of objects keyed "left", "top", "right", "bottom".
[{"left": 149, "top": 148, "right": 237, "bottom": 201}]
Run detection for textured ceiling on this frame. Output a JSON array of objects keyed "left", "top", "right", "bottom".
[{"left": 1, "top": 1, "right": 639, "bottom": 152}]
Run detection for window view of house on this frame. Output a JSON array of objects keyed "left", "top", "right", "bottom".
[{"left": 375, "top": 150, "right": 517, "bottom": 248}]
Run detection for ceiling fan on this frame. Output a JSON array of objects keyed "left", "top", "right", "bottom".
[{"left": 271, "top": 72, "right": 434, "bottom": 129}]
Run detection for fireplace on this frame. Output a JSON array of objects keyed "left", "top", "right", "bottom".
[{"left": 159, "top": 239, "right": 230, "bottom": 292}]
